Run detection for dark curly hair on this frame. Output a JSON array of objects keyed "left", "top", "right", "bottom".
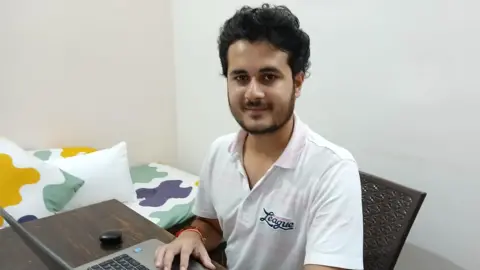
[{"left": 218, "top": 3, "right": 311, "bottom": 78}]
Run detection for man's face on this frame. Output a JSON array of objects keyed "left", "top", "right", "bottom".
[{"left": 226, "top": 40, "right": 304, "bottom": 135}]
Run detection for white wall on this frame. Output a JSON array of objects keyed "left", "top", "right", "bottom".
[
  {"left": 0, "top": 0, "right": 177, "bottom": 165},
  {"left": 173, "top": 1, "right": 479, "bottom": 270}
]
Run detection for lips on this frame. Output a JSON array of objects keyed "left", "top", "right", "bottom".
[
  {"left": 244, "top": 105, "right": 268, "bottom": 110},
  {"left": 245, "top": 108, "right": 267, "bottom": 111},
  {"left": 245, "top": 108, "right": 268, "bottom": 116},
  {"left": 245, "top": 108, "right": 267, "bottom": 118}
]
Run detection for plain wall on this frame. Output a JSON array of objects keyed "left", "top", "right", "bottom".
[
  {"left": 0, "top": 0, "right": 177, "bottom": 165},
  {"left": 172, "top": 0, "right": 479, "bottom": 270}
]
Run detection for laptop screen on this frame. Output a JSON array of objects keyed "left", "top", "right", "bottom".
[{"left": 0, "top": 207, "right": 73, "bottom": 270}]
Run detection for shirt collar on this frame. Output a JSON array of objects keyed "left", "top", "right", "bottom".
[{"left": 228, "top": 114, "right": 308, "bottom": 169}]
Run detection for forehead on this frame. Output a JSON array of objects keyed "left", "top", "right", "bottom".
[{"left": 227, "top": 40, "right": 290, "bottom": 74}]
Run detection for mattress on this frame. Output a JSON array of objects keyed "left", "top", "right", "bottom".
[{"left": 126, "top": 162, "right": 199, "bottom": 229}]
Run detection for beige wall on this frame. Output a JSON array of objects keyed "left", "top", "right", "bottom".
[{"left": 0, "top": 0, "right": 177, "bottom": 165}]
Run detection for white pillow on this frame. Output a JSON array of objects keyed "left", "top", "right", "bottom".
[{"left": 47, "top": 141, "right": 136, "bottom": 212}]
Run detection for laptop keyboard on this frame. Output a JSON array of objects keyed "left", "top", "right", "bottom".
[{"left": 87, "top": 253, "right": 149, "bottom": 270}]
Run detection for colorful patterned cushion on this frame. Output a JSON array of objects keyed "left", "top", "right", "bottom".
[
  {"left": 0, "top": 138, "right": 85, "bottom": 228},
  {"left": 126, "top": 163, "right": 199, "bottom": 229},
  {"left": 28, "top": 147, "right": 97, "bottom": 161}
]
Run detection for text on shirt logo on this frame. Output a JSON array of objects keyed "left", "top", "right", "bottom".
[{"left": 259, "top": 208, "right": 295, "bottom": 230}]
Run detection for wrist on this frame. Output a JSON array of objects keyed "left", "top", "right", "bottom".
[{"left": 176, "top": 227, "right": 206, "bottom": 243}]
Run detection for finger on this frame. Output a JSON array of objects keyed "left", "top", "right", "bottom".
[
  {"left": 197, "top": 245, "right": 216, "bottom": 269},
  {"left": 179, "top": 245, "right": 194, "bottom": 270},
  {"left": 163, "top": 248, "right": 177, "bottom": 270},
  {"left": 154, "top": 246, "right": 166, "bottom": 268},
  {"left": 192, "top": 249, "right": 201, "bottom": 258}
]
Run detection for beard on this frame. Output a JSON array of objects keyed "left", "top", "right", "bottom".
[{"left": 228, "top": 87, "right": 295, "bottom": 135}]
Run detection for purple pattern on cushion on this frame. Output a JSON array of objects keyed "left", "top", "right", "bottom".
[
  {"left": 18, "top": 215, "right": 38, "bottom": 223},
  {"left": 136, "top": 180, "right": 192, "bottom": 207}
]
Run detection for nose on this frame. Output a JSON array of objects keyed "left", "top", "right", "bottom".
[{"left": 245, "top": 79, "right": 265, "bottom": 100}]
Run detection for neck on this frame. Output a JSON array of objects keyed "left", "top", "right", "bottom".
[{"left": 245, "top": 116, "right": 295, "bottom": 159}]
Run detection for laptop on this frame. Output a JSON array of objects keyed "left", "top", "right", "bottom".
[{"left": 0, "top": 207, "right": 206, "bottom": 270}]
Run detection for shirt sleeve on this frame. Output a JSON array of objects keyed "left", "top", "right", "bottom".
[
  {"left": 192, "top": 142, "right": 218, "bottom": 219},
  {"left": 304, "top": 159, "right": 364, "bottom": 270}
]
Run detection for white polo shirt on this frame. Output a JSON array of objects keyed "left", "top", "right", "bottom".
[{"left": 193, "top": 115, "right": 364, "bottom": 270}]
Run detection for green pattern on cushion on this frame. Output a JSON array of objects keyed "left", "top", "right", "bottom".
[
  {"left": 149, "top": 202, "right": 194, "bottom": 228},
  {"left": 33, "top": 150, "right": 52, "bottom": 161},
  {"left": 43, "top": 170, "right": 85, "bottom": 212},
  {"left": 130, "top": 164, "right": 168, "bottom": 183}
]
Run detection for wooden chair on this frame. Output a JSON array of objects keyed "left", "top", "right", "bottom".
[{"left": 360, "top": 171, "right": 427, "bottom": 270}]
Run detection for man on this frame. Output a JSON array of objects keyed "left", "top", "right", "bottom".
[{"left": 155, "top": 4, "right": 364, "bottom": 270}]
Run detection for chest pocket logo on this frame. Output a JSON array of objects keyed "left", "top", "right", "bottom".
[{"left": 259, "top": 208, "right": 295, "bottom": 230}]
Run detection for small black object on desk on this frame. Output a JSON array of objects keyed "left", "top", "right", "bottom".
[{"left": 99, "top": 230, "right": 123, "bottom": 247}]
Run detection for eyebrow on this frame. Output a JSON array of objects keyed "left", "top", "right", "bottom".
[
  {"left": 229, "top": 69, "right": 248, "bottom": 76},
  {"left": 259, "top": 67, "right": 282, "bottom": 74},
  {"left": 228, "top": 66, "right": 282, "bottom": 76}
]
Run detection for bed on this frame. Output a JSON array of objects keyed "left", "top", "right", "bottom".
[
  {"left": 126, "top": 162, "right": 199, "bottom": 229},
  {"left": 26, "top": 146, "right": 199, "bottom": 231}
]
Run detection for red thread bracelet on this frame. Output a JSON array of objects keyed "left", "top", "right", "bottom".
[{"left": 175, "top": 227, "right": 206, "bottom": 243}]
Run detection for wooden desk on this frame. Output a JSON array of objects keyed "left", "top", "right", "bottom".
[{"left": 0, "top": 199, "right": 226, "bottom": 270}]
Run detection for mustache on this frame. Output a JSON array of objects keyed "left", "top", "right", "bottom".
[{"left": 243, "top": 99, "right": 269, "bottom": 110}]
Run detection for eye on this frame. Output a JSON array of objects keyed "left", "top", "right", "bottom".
[
  {"left": 234, "top": 75, "right": 250, "bottom": 83},
  {"left": 262, "top": 73, "right": 277, "bottom": 83}
]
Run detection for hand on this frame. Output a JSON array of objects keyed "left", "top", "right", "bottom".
[{"left": 154, "top": 230, "right": 216, "bottom": 270}]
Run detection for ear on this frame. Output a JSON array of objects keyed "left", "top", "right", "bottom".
[{"left": 293, "top": 72, "right": 305, "bottom": 98}]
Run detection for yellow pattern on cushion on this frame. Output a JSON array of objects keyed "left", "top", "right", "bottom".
[
  {"left": 60, "top": 147, "right": 96, "bottom": 158},
  {"left": 0, "top": 153, "right": 41, "bottom": 226}
]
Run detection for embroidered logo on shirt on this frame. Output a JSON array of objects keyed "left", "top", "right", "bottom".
[{"left": 259, "top": 208, "right": 295, "bottom": 230}]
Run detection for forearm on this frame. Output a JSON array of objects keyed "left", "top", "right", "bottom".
[{"left": 191, "top": 217, "right": 223, "bottom": 251}]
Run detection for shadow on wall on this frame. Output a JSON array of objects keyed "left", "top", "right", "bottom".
[{"left": 395, "top": 243, "right": 466, "bottom": 270}]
